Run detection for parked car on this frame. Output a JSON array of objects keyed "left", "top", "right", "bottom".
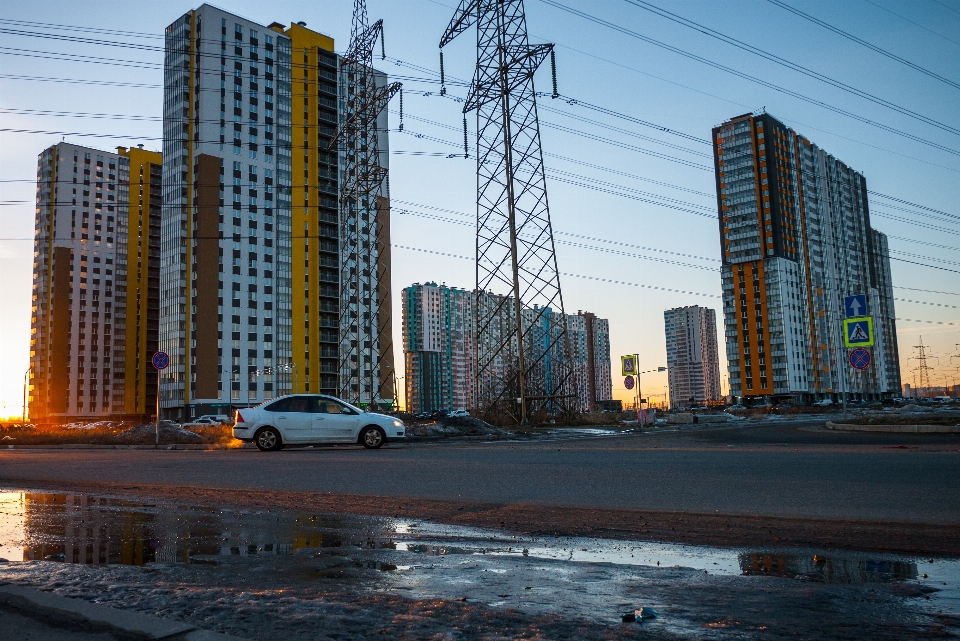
[
  {"left": 813, "top": 399, "right": 833, "bottom": 407},
  {"left": 184, "top": 418, "right": 219, "bottom": 428},
  {"left": 198, "top": 414, "right": 231, "bottom": 424},
  {"left": 933, "top": 396, "right": 954, "bottom": 404},
  {"left": 233, "top": 394, "right": 405, "bottom": 451},
  {"left": 449, "top": 409, "right": 470, "bottom": 418},
  {"left": 725, "top": 404, "right": 746, "bottom": 411},
  {"left": 411, "top": 412, "right": 432, "bottom": 420},
  {"left": 430, "top": 410, "right": 452, "bottom": 419}
]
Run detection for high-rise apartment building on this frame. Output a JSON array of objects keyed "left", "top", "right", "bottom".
[
  {"left": 402, "top": 283, "right": 475, "bottom": 413},
  {"left": 29, "top": 143, "right": 161, "bottom": 423},
  {"left": 161, "top": 5, "right": 394, "bottom": 419},
  {"left": 161, "top": 6, "right": 294, "bottom": 420},
  {"left": 663, "top": 305, "right": 721, "bottom": 408},
  {"left": 567, "top": 312, "right": 613, "bottom": 411},
  {"left": 713, "top": 112, "right": 900, "bottom": 403},
  {"left": 401, "top": 283, "right": 612, "bottom": 413}
]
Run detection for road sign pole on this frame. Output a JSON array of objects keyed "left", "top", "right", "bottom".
[
  {"left": 637, "top": 369, "right": 643, "bottom": 429},
  {"left": 151, "top": 351, "right": 170, "bottom": 446}
]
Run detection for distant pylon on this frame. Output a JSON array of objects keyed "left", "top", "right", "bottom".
[
  {"left": 331, "top": 0, "right": 401, "bottom": 408},
  {"left": 911, "top": 336, "right": 936, "bottom": 391},
  {"left": 441, "top": 0, "right": 577, "bottom": 423}
]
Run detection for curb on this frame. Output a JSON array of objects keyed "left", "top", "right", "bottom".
[
  {"left": 0, "top": 583, "right": 245, "bottom": 639},
  {"left": 2, "top": 443, "right": 255, "bottom": 450},
  {"left": 825, "top": 422, "right": 960, "bottom": 434}
]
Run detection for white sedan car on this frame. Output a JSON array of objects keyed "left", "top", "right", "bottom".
[{"left": 233, "top": 394, "right": 405, "bottom": 451}]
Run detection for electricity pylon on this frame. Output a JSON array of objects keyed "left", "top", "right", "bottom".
[
  {"left": 911, "top": 336, "right": 937, "bottom": 395},
  {"left": 331, "top": 0, "right": 401, "bottom": 408},
  {"left": 441, "top": 0, "right": 577, "bottom": 423}
]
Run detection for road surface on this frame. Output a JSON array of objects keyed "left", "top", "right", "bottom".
[{"left": 2, "top": 424, "right": 958, "bottom": 524}]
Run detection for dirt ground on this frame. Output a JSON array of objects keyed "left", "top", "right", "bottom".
[{"left": 13, "top": 478, "right": 960, "bottom": 557}]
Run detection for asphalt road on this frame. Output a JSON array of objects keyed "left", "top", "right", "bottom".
[{"left": 2, "top": 424, "right": 959, "bottom": 524}]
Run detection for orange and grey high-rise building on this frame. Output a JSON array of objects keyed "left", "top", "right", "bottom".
[
  {"left": 29, "top": 143, "right": 161, "bottom": 423},
  {"left": 713, "top": 112, "right": 900, "bottom": 404}
]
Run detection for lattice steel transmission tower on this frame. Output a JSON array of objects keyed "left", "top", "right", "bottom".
[
  {"left": 441, "top": 0, "right": 577, "bottom": 423},
  {"left": 911, "top": 336, "right": 936, "bottom": 392},
  {"left": 331, "top": 0, "right": 401, "bottom": 408}
]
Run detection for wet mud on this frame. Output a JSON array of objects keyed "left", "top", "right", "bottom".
[
  {"left": 9, "top": 477, "right": 959, "bottom": 557},
  {"left": 1, "top": 490, "right": 958, "bottom": 640}
]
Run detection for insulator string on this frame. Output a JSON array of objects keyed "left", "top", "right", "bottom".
[
  {"left": 551, "top": 49, "right": 558, "bottom": 99},
  {"left": 440, "top": 50, "right": 447, "bottom": 96}
]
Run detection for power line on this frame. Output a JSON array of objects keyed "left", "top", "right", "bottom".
[
  {"left": 393, "top": 244, "right": 960, "bottom": 319},
  {"left": 621, "top": 0, "right": 960, "bottom": 123},
  {"left": 859, "top": 0, "right": 960, "bottom": 48},
  {"left": 8, "top": 198, "right": 960, "bottom": 308},
  {"left": 0, "top": 46, "right": 161, "bottom": 69},
  {"left": 0, "top": 18, "right": 162, "bottom": 39},
  {"left": 931, "top": 0, "right": 960, "bottom": 18},
  {"left": 890, "top": 249, "right": 960, "bottom": 267},
  {"left": 762, "top": 0, "right": 960, "bottom": 90},
  {"left": 6, "top": 15, "right": 960, "bottom": 178},
  {"left": 2, "top": 137, "right": 957, "bottom": 244},
  {"left": 539, "top": 0, "right": 960, "bottom": 157},
  {"left": 3, "top": 108, "right": 958, "bottom": 227},
  {"left": 393, "top": 124, "right": 960, "bottom": 230},
  {"left": 888, "top": 236, "right": 960, "bottom": 253},
  {"left": 5, "top": 31, "right": 960, "bottom": 182},
  {"left": 0, "top": 73, "right": 159, "bottom": 88}
]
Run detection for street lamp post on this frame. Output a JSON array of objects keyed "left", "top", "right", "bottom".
[
  {"left": 23, "top": 367, "right": 31, "bottom": 426},
  {"left": 635, "top": 366, "right": 667, "bottom": 427}
]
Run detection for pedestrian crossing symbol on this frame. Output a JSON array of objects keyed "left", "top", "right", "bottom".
[{"left": 843, "top": 316, "right": 874, "bottom": 347}]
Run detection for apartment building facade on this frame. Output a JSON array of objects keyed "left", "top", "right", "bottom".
[
  {"left": 402, "top": 283, "right": 475, "bottom": 413},
  {"left": 29, "top": 143, "right": 161, "bottom": 423},
  {"left": 566, "top": 312, "right": 613, "bottom": 411},
  {"left": 713, "top": 112, "right": 900, "bottom": 404},
  {"left": 663, "top": 305, "right": 721, "bottom": 408},
  {"left": 161, "top": 5, "right": 394, "bottom": 419},
  {"left": 401, "top": 283, "right": 612, "bottom": 413}
]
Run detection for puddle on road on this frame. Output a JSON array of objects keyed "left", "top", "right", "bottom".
[{"left": 0, "top": 489, "right": 958, "bottom": 637}]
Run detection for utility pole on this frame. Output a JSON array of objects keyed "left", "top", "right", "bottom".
[{"left": 440, "top": 0, "right": 576, "bottom": 423}]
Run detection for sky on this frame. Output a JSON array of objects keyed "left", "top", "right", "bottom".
[{"left": 1, "top": 0, "right": 959, "bottom": 417}]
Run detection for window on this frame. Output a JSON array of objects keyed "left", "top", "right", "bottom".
[{"left": 317, "top": 398, "right": 350, "bottom": 414}]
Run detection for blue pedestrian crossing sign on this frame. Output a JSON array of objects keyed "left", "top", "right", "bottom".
[
  {"left": 843, "top": 317, "right": 874, "bottom": 347},
  {"left": 844, "top": 294, "right": 867, "bottom": 318}
]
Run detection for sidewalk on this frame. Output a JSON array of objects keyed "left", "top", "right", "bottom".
[{"left": 0, "top": 583, "right": 244, "bottom": 640}]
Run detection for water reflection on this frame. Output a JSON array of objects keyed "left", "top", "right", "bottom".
[
  {"left": 1, "top": 491, "right": 349, "bottom": 566},
  {"left": 0, "top": 489, "right": 945, "bottom": 596},
  {"left": 739, "top": 551, "right": 917, "bottom": 583}
]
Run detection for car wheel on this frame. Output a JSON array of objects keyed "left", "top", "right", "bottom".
[
  {"left": 359, "top": 425, "right": 386, "bottom": 449},
  {"left": 254, "top": 427, "right": 283, "bottom": 452}
]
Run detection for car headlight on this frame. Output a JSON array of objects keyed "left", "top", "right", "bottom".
[{"left": 392, "top": 419, "right": 403, "bottom": 427}]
